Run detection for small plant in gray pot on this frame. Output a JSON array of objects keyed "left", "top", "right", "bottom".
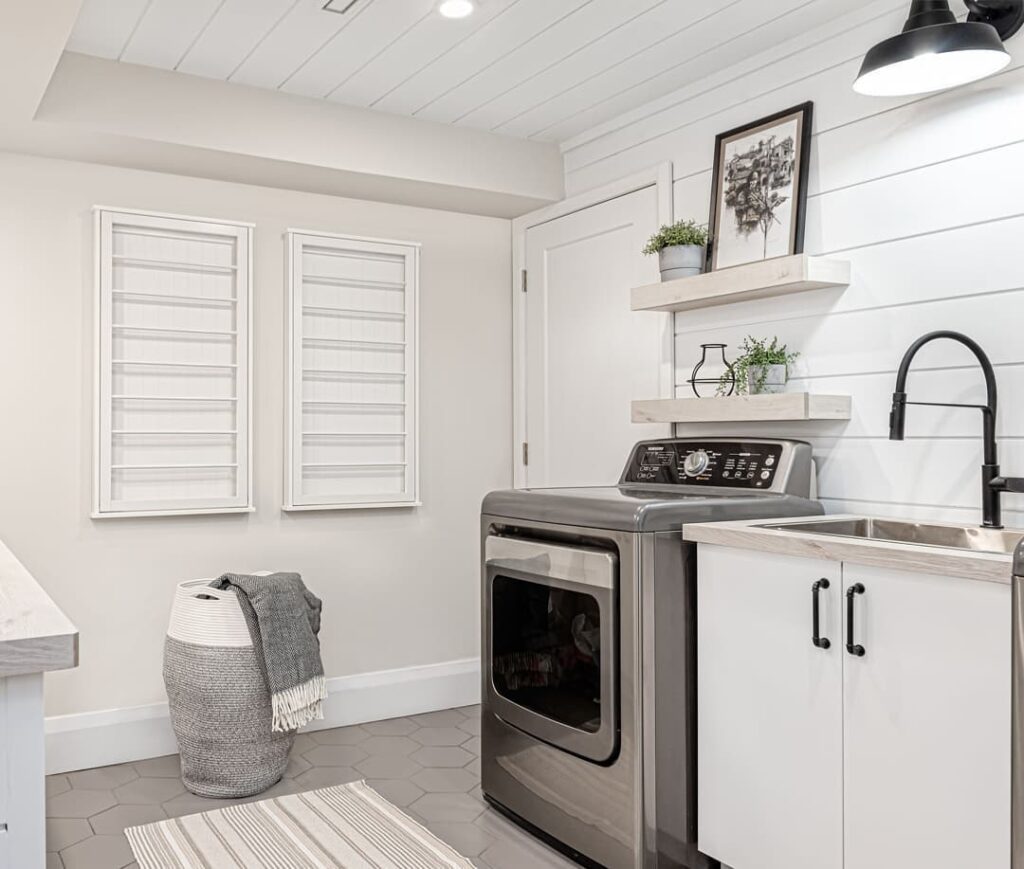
[
  {"left": 719, "top": 336, "right": 799, "bottom": 395},
  {"left": 642, "top": 220, "right": 708, "bottom": 281}
]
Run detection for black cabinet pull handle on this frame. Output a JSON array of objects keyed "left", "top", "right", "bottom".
[
  {"left": 846, "top": 583, "right": 866, "bottom": 657},
  {"left": 812, "top": 578, "right": 830, "bottom": 649}
]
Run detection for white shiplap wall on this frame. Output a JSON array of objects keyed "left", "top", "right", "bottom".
[{"left": 563, "top": 0, "right": 1024, "bottom": 527}]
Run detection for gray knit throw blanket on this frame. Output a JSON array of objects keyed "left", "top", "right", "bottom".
[{"left": 211, "top": 572, "right": 327, "bottom": 732}]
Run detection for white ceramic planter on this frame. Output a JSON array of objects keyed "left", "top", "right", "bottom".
[
  {"left": 747, "top": 364, "right": 788, "bottom": 395},
  {"left": 658, "top": 245, "right": 705, "bottom": 281}
]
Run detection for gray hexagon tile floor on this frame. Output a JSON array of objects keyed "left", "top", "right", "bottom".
[{"left": 45, "top": 705, "right": 577, "bottom": 869}]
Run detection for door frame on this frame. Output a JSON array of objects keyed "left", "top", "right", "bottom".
[{"left": 511, "top": 163, "right": 674, "bottom": 487}]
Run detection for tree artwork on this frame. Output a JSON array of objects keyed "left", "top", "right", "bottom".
[{"left": 722, "top": 134, "right": 796, "bottom": 258}]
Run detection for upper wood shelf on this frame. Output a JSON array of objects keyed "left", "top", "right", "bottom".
[{"left": 631, "top": 253, "right": 851, "bottom": 313}]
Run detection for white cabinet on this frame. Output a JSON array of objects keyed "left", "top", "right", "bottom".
[
  {"left": 0, "top": 675, "right": 45, "bottom": 869},
  {"left": 842, "top": 563, "right": 1010, "bottom": 869},
  {"left": 698, "top": 545, "right": 1011, "bottom": 869},
  {"left": 0, "top": 539, "right": 78, "bottom": 869},
  {"left": 698, "top": 547, "right": 843, "bottom": 869}
]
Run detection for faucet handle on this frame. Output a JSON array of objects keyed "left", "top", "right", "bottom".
[{"left": 992, "top": 477, "right": 1024, "bottom": 494}]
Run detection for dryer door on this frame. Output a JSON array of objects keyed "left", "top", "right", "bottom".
[{"left": 484, "top": 535, "right": 619, "bottom": 763}]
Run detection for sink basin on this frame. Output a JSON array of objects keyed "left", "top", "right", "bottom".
[{"left": 761, "top": 517, "right": 1024, "bottom": 556}]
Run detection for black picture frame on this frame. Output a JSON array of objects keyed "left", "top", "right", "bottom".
[{"left": 706, "top": 101, "right": 813, "bottom": 272}]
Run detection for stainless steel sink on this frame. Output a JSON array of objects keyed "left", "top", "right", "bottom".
[{"left": 761, "top": 517, "right": 1024, "bottom": 555}]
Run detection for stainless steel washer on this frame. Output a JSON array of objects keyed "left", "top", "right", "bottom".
[{"left": 481, "top": 438, "right": 823, "bottom": 869}]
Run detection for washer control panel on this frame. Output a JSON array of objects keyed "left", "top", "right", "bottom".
[{"left": 623, "top": 440, "right": 787, "bottom": 490}]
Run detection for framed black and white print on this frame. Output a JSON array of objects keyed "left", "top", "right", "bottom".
[{"left": 707, "top": 102, "right": 813, "bottom": 271}]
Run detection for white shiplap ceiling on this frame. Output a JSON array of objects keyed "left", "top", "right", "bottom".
[{"left": 66, "top": 0, "right": 854, "bottom": 144}]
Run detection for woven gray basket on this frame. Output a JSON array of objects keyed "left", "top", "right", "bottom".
[{"left": 164, "top": 578, "right": 295, "bottom": 798}]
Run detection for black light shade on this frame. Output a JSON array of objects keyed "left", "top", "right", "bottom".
[{"left": 854, "top": 0, "right": 1019, "bottom": 96}]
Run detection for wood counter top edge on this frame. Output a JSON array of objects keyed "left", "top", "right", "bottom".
[
  {"left": 0, "top": 539, "right": 79, "bottom": 676},
  {"left": 682, "top": 514, "right": 1015, "bottom": 585}
]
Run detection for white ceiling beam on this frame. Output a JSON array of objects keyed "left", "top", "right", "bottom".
[
  {"left": 20, "top": 52, "right": 563, "bottom": 217},
  {"left": 0, "top": 0, "right": 83, "bottom": 120}
]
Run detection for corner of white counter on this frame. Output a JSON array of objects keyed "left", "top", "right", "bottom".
[{"left": 0, "top": 538, "right": 78, "bottom": 869}]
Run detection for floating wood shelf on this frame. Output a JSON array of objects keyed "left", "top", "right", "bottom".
[
  {"left": 632, "top": 393, "right": 852, "bottom": 424},
  {"left": 631, "top": 253, "right": 850, "bottom": 313}
]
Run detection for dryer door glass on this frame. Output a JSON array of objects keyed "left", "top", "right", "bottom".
[
  {"left": 491, "top": 575, "right": 603, "bottom": 733},
  {"left": 484, "top": 534, "right": 619, "bottom": 763}
]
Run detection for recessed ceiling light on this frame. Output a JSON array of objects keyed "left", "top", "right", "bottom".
[
  {"left": 322, "top": 0, "right": 361, "bottom": 13},
  {"left": 439, "top": 0, "right": 474, "bottom": 19}
]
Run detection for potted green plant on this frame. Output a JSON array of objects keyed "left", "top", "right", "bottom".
[
  {"left": 719, "top": 336, "right": 799, "bottom": 395},
  {"left": 642, "top": 220, "right": 709, "bottom": 281}
]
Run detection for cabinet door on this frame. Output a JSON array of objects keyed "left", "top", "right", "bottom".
[
  {"left": 843, "top": 564, "right": 1010, "bottom": 869},
  {"left": 698, "top": 546, "right": 843, "bottom": 869},
  {"left": 0, "top": 674, "right": 45, "bottom": 869}
]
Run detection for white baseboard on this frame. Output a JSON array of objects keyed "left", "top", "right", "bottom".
[{"left": 45, "top": 657, "right": 481, "bottom": 775}]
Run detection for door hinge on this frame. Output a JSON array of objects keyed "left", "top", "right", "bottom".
[
  {"left": 522, "top": 442, "right": 529, "bottom": 466},
  {"left": 521, "top": 269, "right": 528, "bottom": 293}
]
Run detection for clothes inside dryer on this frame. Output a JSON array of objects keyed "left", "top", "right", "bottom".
[{"left": 491, "top": 574, "right": 605, "bottom": 734}]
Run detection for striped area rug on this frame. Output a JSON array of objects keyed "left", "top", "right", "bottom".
[{"left": 125, "top": 780, "right": 474, "bottom": 868}]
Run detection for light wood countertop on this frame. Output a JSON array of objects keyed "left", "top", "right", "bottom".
[
  {"left": 682, "top": 514, "right": 1018, "bottom": 585},
  {"left": 0, "top": 539, "right": 78, "bottom": 677}
]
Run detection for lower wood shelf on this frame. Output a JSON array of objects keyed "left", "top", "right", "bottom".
[{"left": 632, "top": 393, "right": 852, "bottom": 423}]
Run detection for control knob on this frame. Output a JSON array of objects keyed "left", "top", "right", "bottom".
[{"left": 683, "top": 449, "right": 710, "bottom": 478}]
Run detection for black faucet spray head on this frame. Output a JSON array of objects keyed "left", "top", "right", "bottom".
[{"left": 889, "top": 391, "right": 907, "bottom": 440}]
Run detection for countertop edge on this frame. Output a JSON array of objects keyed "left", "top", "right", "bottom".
[
  {"left": 682, "top": 515, "right": 1014, "bottom": 585},
  {"left": 0, "top": 539, "right": 79, "bottom": 675}
]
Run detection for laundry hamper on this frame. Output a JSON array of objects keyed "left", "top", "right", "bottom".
[{"left": 164, "top": 578, "right": 295, "bottom": 798}]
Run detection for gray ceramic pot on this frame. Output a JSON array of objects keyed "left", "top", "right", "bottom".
[
  {"left": 747, "top": 364, "right": 788, "bottom": 395},
  {"left": 658, "top": 244, "right": 705, "bottom": 281}
]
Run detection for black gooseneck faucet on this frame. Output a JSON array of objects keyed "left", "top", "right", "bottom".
[{"left": 889, "top": 330, "right": 1024, "bottom": 529}]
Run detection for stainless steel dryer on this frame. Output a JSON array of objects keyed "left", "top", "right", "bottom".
[{"left": 481, "top": 438, "right": 823, "bottom": 869}]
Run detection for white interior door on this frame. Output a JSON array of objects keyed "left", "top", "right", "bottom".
[
  {"left": 524, "top": 185, "right": 669, "bottom": 488},
  {"left": 842, "top": 563, "right": 1011, "bottom": 869}
]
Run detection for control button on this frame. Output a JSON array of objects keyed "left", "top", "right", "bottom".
[
  {"left": 683, "top": 450, "right": 710, "bottom": 478},
  {"left": 760, "top": 470, "right": 771, "bottom": 480},
  {"left": 765, "top": 455, "right": 776, "bottom": 467}
]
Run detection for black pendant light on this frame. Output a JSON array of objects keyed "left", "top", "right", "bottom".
[{"left": 854, "top": 0, "right": 1023, "bottom": 96}]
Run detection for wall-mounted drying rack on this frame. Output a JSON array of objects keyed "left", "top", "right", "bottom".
[{"left": 93, "top": 207, "right": 253, "bottom": 518}]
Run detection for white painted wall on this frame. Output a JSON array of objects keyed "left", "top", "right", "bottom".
[
  {"left": 562, "top": 0, "right": 1024, "bottom": 528},
  {"left": 0, "top": 152, "right": 511, "bottom": 724}
]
